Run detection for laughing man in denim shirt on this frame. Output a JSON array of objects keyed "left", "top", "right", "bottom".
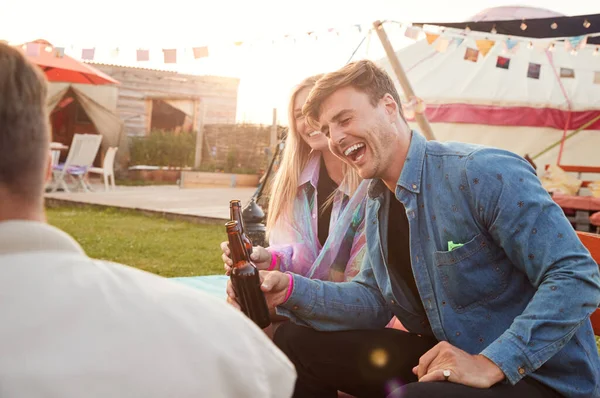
[{"left": 225, "top": 60, "right": 600, "bottom": 398}]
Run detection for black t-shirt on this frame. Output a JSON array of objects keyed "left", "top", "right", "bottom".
[
  {"left": 387, "top": 196, "right": 428, "bottom": 320},
  {"left": 316, "top": 158, "right": 338, "bottom": 246}
]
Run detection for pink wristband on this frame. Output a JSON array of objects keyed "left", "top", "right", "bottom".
[
  {"left": 283, "top": 273, "right": 294, "bottom": 303},
  {"left": 267, "top": 252, "right": 277, "bottom": 271}
]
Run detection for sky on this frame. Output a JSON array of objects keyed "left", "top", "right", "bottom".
[{"left": 0, "top": 0, "right": 598, "bottom": 124}]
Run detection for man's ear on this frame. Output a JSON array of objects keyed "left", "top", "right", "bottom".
[{"left": 381, "top": 93, "right": 399, "bottom": 119}]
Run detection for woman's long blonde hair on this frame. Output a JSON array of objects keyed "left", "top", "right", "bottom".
[{"left": 266, "top": 75, "right": 361, "bottom": 236}]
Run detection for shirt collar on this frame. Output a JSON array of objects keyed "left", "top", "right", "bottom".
[
  {"left": 368, "top": 130, "right": 427, "bottom": 199},
  {"left": 0, "top": 220, "right": 86, "bottom": 256},
  {"left": 298, "top": 151, "right": 352, "bottom": 196},
  {"left": 298, "top": 151, "right": 321, "bottom": 189}
]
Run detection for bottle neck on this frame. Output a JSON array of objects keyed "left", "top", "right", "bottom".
[
  {"left": 227, "top": 230, "right": 249, "bottom": 268},
  {"left": 230, "top": 206, "right": 245, "bottom": 231}
]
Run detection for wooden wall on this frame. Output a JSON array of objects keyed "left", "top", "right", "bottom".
[{"left": 92, "top": 64, "right": 240, "bottom": 137}]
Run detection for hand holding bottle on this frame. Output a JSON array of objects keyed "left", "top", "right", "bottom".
[{"left": 221, "top": 242, "right": 273, "bottom": 275}]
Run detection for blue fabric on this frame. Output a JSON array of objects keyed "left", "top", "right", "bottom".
[
  {"left": 171, "top": 275, "right": 228, "bottom": 300},
  {"left": 53, "top": 163, "right": 88, "bottom": 176},
  {"left": 278, "top": 131, "right": 600, "bottom": 398}
]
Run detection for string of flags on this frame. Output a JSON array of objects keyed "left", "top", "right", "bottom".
[
  {"left": 11, "top": 18, "right": 600, "bottom": 84},
  {"left": 383, "top": 20, "right": 600, "bottom": 83},
  {"left": 8, "top": 22, "right": 370, "bottom": 65}
]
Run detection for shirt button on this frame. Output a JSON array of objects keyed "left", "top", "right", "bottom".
[
  {"left": 412, "top": 184, "right": 417, "bottom": 189},
  {"left": 518, "top": 367, "right": 525, "bottom": 375},
  {"left": 292, "top": 305, "right": 299, "bottom": 310},
  {"left": 312, "top": 214, "right": 316, "bottom": 219},
  {"left": 391, "top": 300, "right": 396, "bottom": 305}
]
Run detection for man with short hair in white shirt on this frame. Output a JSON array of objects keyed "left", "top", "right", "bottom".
[{"left": 0, "top": 42, "right": 296, "bottom": 398}]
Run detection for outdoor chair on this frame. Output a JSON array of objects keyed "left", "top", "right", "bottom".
[
  {"left": 51, "top": 134, "right": 102, "bottom": 193},
  {"left": 87, "top": 146, "right": 118, "bottom": 191}
]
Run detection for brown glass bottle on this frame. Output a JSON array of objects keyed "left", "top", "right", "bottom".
[
  {"left": 230, "top": 200, "right": 253, "bottom": 256},
  {"left": 225, "top": 220, "right": 271, "bottom": 329}
]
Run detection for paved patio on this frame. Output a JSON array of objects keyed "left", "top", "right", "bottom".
[{"left": 45, "top": 184, "right": 257, "bottom": 221}]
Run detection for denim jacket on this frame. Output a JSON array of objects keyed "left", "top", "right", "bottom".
[{"left": 278, "top": 131, "right": 600, "bottom": 397}]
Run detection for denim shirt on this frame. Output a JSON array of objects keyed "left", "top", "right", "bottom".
[{"left": 278, "top": 131, "right": 600, "bottom": 397}]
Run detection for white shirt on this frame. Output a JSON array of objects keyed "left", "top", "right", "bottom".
[{"left": 0, "top": 220, "right": 296, "bottom": 398}]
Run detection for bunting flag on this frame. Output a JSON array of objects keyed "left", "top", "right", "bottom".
[
  {"left": 81, "top": 48, "right": 95, "bottom": 60},
  {"left": 560, "top": 67, "right": 575, "bottom": 78},
  {"left": 496, "top": 56, "right": 510, "bottom": 69},
  {"left": 504, "top": 38, "right": 520, "bottom": 54},
  {"left": 136, "top": 49, "right": 149, "bottom": 62},
  {"left": 192, "top": 46, "right": 209, "bottom": 59},
  {"left": 464, "top": 47, "right": 479, "bottom": 62},
  {"left": 404, "top": 26, "right": 420, "bottom": 40},
  {"left": 435, "top": 37, "right": 450, "bottom": 52},
  {"left": 26, "top": 43, "right": 41, "bottom": 56},
  {"left": 355, "top": 24, "right": 362, "bottom": 33},
  {"left": 425, "top": 33, "right": 439, "bottom": 45},
  {"left": 565, "top": 35, "right": 587, "bottom": 52},
  {"left": 534, "top": 40, "right": 552, "bottom": 52},
  {"left": 476, "top": 39, "right": 495, "bottom": 57},
  {"left": 234, "top": 41, "right": 243, "bottom": 47},
  {"left": 53, "top": 47, "right": 65, "bottom": 58},
  {"left": 527, "top": 62, "right": 541, "bottom": 79},
  {"left": 451, "top": 37, "right": 464, "bottom": 47},
  {"left": 163, "top": 48, "right": 177, "bottom": 63}
]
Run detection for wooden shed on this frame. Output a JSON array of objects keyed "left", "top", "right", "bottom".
[{"left": 89, "top": 63, "right": 240, "bottom": 137}]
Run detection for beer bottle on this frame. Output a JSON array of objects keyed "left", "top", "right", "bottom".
[
  {"left": 225, "top": 220, "right": 271, "bottom": 329},
  {"left": 230, "top": 200, "right": 253, "bottom": 255}
]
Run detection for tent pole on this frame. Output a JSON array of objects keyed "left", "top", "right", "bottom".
[{"left": 373, "top": 20, "right": 436, "bottom": 140}]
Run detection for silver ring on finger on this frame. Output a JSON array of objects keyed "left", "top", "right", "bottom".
[{"left": 443, "top": 369, "right": 451, "bottom": 382}]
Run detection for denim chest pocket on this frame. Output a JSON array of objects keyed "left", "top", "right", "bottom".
[{"left": 433, "top": 233, "right": 511, "bottom": 312}]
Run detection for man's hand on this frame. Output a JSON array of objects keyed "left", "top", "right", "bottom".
[
  {"left": 226, "top": 270, "right": 291, "bottom": 312},
  {"left": 412, "top": 341, "right": 505, "bottom": 388},
  {"left": 220, "top": 242, "right": 273, "bottom": 275}
]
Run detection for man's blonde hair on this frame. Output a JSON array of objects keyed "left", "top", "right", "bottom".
[{"left": 302, "top": 60, "right": 402, "bottom": 129}]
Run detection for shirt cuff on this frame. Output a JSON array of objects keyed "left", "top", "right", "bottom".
[
  {"left": 275, "top": 274, "right": 316, "bottom": 321},
  {"left": 480, "top": 332, "right": 533, "bottom": 385}
]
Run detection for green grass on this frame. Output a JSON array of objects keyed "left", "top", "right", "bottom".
[{"left": 47, "top": 206, "right": 224, "bottom": 277}]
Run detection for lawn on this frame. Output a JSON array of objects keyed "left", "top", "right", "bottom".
[{"left": 47, "top": 206, "right": 225, "bottom": 277}]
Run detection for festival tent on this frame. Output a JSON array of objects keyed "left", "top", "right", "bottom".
[
  {"left": 47, "top": 82, "right": 125, "bottom": 163},
  {"left": 376, "top": 7, "right": 600, "bottom": 171}
]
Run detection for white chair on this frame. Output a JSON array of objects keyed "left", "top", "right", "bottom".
[
  {"left": 51, "top": 134, "right": 102, "bottom": 193},
  {"left": 50, "top": 150, "right": 61, "bottom": 167},
  {"left": 87, "top": 147, "right": 118, "bottom": 191}
]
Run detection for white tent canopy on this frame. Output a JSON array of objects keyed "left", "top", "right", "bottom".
[
  {"left": 47, "top": 83, "right": 127, "bottom": 166},
  {"left": 376, "top": 7, "right": 600, "bottom": 170}
]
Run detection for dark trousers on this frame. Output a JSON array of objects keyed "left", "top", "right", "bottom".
[{"left": 273, "top": 323, "right": 563, "bottom": 398}]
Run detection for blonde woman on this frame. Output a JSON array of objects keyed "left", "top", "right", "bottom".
[{"left": 221, "top": 74, "right": 369, "bottom": 283}]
